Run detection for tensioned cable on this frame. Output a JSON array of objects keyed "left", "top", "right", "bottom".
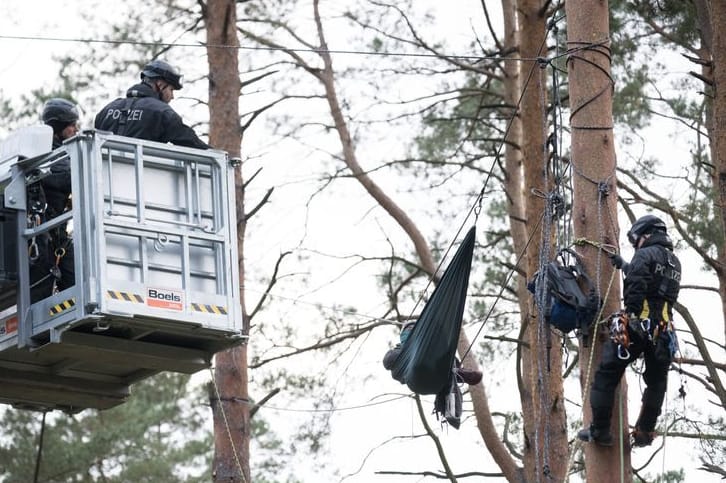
[
  {"left": 249, "top": 395, "right": 409, "bottom": 413},
  {"left": 369, "top": 33, "right": 558, "bottom": 337},
  {"left": 206, "top": 365, "right": 411, "bottom": 413},
  {"left": 0, "top": 34, "right": 542, "bottom": 62},
  {"left": 458, "top": 14, "right": 562, "bottom": 362}
]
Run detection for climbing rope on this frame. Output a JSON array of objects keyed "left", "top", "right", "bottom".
[
  {"left": 618, "top": 388, "right": 625, "bottom": 483},
  {"left": 441, "top": 6, "right": 561, "bottom": 363},
  {"left": 562, "top": 268, "right": 617, "bottom": 483},
  {"left": 208, "top": 366, "right": 248, "bottom": 483},
  {"left": 33, "top": 411, "right": 47, "bottom": 483}
]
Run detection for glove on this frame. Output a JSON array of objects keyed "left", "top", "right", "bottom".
[{"left": 609, "top": 253, "right": 625, "bottom": 269}]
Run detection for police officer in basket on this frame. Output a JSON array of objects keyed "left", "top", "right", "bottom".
[
  {"left": 94, "top": 59, "right": 209, "bottom": 149},
  {"left": 578, "top": 214, "right": 682, "bottom": 448},
  {"left": 26, "top": 98, "right": 81, "bottom": 302}
]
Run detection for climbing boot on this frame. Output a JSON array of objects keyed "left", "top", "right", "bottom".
[
  {"left": 577, "top": 425, "right": 614, "bottom": 446},
  {"left": 631, "top": 428, "right": 655, "bottom": 447}
]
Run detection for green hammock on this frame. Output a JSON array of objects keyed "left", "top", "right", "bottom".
[{"left": 389, "top": 227, "right": 475, "bottom": 395}]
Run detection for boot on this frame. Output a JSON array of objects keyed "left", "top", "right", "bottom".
[
  {"left": 577, "top": 424, "right": 614, "bottom": 446},
  {"left": 632, "top": 403, "right": 659, "bottom": 448},
  {"left": 631, "top": 427, "right": 655, "bottom": 447}
]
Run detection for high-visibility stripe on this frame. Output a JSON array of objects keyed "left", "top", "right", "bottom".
[
  {"left": 106, "top": 290, "right": 144, "bottom": 303},
  {"left": 191, "top": 303, "right": 227, "bottom": 315},
  {"left": 49, "top": 298, "right": 76, "bottom": 316}
]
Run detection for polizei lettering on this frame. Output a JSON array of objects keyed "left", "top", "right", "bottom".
[
  {"left": 104, "top": 108, "right": 143, "bottom": 121},
  {"left": 148, "top": 289, "right": 181, "bottom": 302}
]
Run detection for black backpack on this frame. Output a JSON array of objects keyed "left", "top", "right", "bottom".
[{"left": 530, "top": 248, "right": 601, "bottom": 342}]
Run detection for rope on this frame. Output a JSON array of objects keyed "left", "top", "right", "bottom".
[
  {"left": 208, "top": 366, "right": 247, "bottom": 483},
  {"left": 618, "top": 389, "right": 625, "bottom": 483},
  {"left": 532, "top": 58, "right": 548, "bottom": 483},
  {"left": 562, "top": 269, "right": 617, "bottom": 482},
  {"left": 571, "top": 238, "right": 617, "bottom": 256},
  {"left": 531, "top": 17, "right": 573, "bottom": 480},
  {"left": 421, "top": 5, "right": 560, "bottom": 370},
  {"left": 660, "top": 392, "right": 669, "bottom": 477},
  {"left": 33, "top": 411, "right": 47, "bottom": 483},
  {"left": 459, "top": 210, "right": 545, "bottom": 361},
  {"left": 535, "top": 50, "right": 557, "bottom": 483}
]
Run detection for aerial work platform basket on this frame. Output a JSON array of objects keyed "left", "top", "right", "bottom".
[{"left": 0, "top": 128, "right": 244, "bottom": 412}]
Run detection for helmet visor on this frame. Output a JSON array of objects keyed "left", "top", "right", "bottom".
[{"left": 627, "top": 231, "right": 639, "bottom": 247}]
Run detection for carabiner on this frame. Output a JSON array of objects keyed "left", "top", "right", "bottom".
[
  {"left": 617, "top": 344, "right": 630, "bottom": 360},
  {"left": 28, "top": 238, "right": 39, "bottom": 262}
]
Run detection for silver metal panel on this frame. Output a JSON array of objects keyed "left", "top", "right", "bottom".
[{"left": 0, "top": 131, "right": 244, "bottom": 412}]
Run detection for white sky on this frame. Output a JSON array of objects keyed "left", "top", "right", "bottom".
[{"left": 0, "top": 2, "right": 80, "bottom": 91}]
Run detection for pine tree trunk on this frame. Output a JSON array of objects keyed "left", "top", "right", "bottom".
[
  {"left": 205, "top": 1, "right": 249, "bottom": 481},
  {"left": 710, "top": 0, "right": 726, "bottom": 345},
  {"left": 565, "top": 1, "right": 629, "bottom": 480},
  {"left": 517, "top": 1, "right": 569, "bottom": 481}
]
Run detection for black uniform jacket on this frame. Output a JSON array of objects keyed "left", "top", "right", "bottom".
[
  {"left": 623, "top": 231, "right": 681, "bottom": 321},
  {"left": 94, "top": 82, "right": 209, "bottom": 149}
]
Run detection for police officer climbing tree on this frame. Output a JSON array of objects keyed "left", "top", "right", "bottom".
[
  {"left": 95, "top": 60, "right": 210, "bottom": 149},
  {"left": 578, "top": 215, "right": 681, "bottom": 448}
]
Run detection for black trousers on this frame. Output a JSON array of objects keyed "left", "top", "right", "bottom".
[{"left": 589, "top": 324, "right": 671, "bottom": 433}]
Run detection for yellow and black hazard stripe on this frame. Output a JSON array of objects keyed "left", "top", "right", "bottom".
[
  {"left": 106, "top": 290, "right": 144, "bottom": 304},
  {"left": 191, "top": 303, "right": 228, "bottom": 315},
  {"left": 49, "top": 298, "right": 76, "bottom": 316}
]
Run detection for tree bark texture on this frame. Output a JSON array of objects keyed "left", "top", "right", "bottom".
[
  {"left": 517, "top": 0, "right": 569, "bottom": 481},
  {"left": 710, "top": 0, "right": 726, "bottom": 345},
  {"left": 690, "top": 0, "right": 726, "bottom": 403},
  {"left": 565, "top": 0, "right": 629, "bottom": 480},
  {"left": 205, "top": 1, "right": 249, "bottom": 481}
]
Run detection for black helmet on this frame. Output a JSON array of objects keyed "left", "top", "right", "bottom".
[
  {"left": 627, "top": 214, "right": 667, "bottom": 247},
  {"left": 42, "top": 98, "right": 79, "bottom": 126},
  {"left": 141, "top": 59, "right": 183, "bottom": 90}
]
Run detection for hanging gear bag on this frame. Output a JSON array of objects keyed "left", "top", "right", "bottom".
[{"left": 530, "top": 248, "right": 601, "bottom": 342}]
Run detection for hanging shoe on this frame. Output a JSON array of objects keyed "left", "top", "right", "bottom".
[
  {"left": 455, "top": 367, "right": 483, "bottom": 385},
  {"left": 631, "top": 428, "right": 655, "bottom": 447},
  {"left": 577, "top": 425, "right": 614, "bottom": 446}
]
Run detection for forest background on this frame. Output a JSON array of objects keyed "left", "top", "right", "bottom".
[{"left": 0, "top": 0, "right": 724, "bottom": 482}]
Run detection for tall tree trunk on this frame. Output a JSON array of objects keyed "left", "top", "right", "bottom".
[
  {"left": 565, "top": 1, "right": 628, "bottom": 480},
  {"left": 502, "top": 0, "right": 526, "bottom": 291},
  {"left": 710, "top": 0, "right": 726, "bottom": 345},
  {"left": 205, "top": 1, "right": 249, "bottom": 481},
  {"left": 691, "top": 0, "right": 726, "bottom": 406},
  {"left": 517, "top": 1, "right": 568, "bottom": 481}
]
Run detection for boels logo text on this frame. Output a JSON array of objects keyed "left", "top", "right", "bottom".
[{"left": 146, "top": 287, "right": 184, "bottom": 311}]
